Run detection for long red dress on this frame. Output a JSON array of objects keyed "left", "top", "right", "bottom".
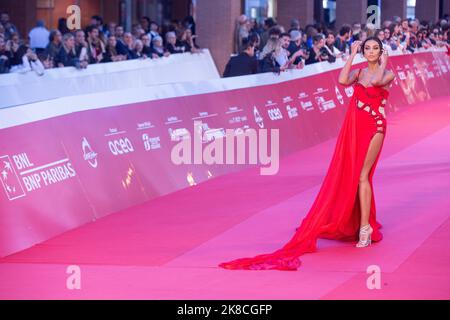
[{"left": 219, "top": 69, "right": 388, "bottom": 271}]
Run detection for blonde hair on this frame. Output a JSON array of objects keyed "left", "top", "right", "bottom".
[{"left": 259, "top": 37, "right": 281, "bottom": 60}]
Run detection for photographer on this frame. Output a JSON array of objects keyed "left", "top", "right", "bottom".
[
  {"left": 305, "top": 34, "right": 333, "bottom": 65},
  {"left": 287, "top": 30, "right": 309, "bottom": 67},
  {"left": 103, "top": 35, "right": 127, "bottom": 62}
]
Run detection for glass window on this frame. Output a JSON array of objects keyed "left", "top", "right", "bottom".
[
  {"left": 244, "top": 0, "right": 276, "bottom": 22},
  {"left": 406, "top": 0, "right": 416, "bottom": 18},
  {"left": 322, "top": 0, "right": 336, "bottom": 25}
]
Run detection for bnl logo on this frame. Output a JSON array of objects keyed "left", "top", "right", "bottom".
[{"left": 0, "top": 155, "right": 26, "bottom": 201}]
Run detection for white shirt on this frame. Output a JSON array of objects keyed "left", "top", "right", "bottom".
[
  {"left": 10, "top": 55, "right": 44, "bottom": 75},
  {"left": 29, "top": 27, "right": 50, "bottom": 49},
  {"left": 324, "top": 44, "right": 341, "bottom": 56},
  {"left": 275, "top": 48, "right": 289, "bottom": 68}
]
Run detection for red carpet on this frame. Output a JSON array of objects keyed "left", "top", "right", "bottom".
[{"left": 0, "top": 96, "right": 449, "bottom": 299}]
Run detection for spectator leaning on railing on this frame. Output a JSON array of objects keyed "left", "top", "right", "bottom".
[
  {"left": 55, "top": 33, "right": 87, "bottom": 69},
  {"left": 258, "top": 37, "right": 282, "bottom": 73},
  {"left": 223, "top": 37, "right": 257, "bottom": 78},
  {"left": 150, "top": 35, "right": 170, "bottom": 58},
  {"left": 276, "top": 32, "right": 293, "bottom": 69},
  {"left": 103, "top": 35, "right": 126, "bottom": 63},
  {"left": 230, "top": 14, "right": 449, "bottom": 77},
  {"left": 165, "top": 31, "right": 183, "bottom": 54},
  {"left": 7, "top": 32, "right": 31, "bottom": 69},
  {"left": 287, "top": 30, "right": 309, "bottom": 66},
  {"left": 178, "top": 28, "right": 200, "bottom": 53},
  {"left": 324, "top": 31, "right": 342, "bottom": 59},
  {"left": 140, "top": 33, "right": 155, "bottom": 58},
  {"left": 0, "top": 11, "right": 203, "bottom": 75},
  {"left": 74, "top": 29, "right": 89, "bottom": 64},
  {"left": 86, "top": 25, "right": 105, "bottom": 64},
  {"left": 305, "top": 34, "right": 333, "bottom": 65},
  {"left": 122, "top": 32, "right": 138, "bottom": 60},
  {"left": 10, "top": 47, "right": 44, "bottom": 75},
  {"left": 133, "top": 39, "right": 146, "bottom": 59}
]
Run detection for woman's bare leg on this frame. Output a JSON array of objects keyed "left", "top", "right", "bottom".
[{"left": 359, "top": 133, "right": 385, "bottom": 227}]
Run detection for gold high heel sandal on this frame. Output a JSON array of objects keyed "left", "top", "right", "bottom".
[{"left": 356, "top": 224, "right": 373, "bottom": 247}]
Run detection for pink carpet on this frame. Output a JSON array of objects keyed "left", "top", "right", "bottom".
[{"left": 1, "top": 96, "right": 449, "bottom": 299}]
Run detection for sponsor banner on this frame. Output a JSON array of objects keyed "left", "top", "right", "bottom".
[{"left": 0, "top": 52, "right": 449, "bottom": 257}]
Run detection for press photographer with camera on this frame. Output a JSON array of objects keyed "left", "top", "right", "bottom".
[{"left": 305, "top": 34, "right": 333, "bottom": 65}]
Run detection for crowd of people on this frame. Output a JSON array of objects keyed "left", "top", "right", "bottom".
[
  {"left": 224, "top": 14, "right": 450, "bottom": 77},
  {"left": 0, "top": 12, "right": 200, "bottom": 74},
  {"left": 1, "top": 10, "right": 450, "bottom": 77}
]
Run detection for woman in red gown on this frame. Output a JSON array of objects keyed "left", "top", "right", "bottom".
[{"left": 219, "top": 37, "right": 396, "bottom": 271}]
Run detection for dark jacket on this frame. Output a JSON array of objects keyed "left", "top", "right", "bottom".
[
  {"left": 143, "top": 45, "right": 153, "bottom": 57},
  {"left": 10, "top": 45, "right": 29, "bottom": 66},
  {"left": 166, "top": 43, "right": 184, "bottom": 54},
  {"left": 305, "top": 47, "right": 332, "bottom": 65},
  {"left": 223, "top": 52, "right": 258, "bottom": 77},
  {"left": 258, "top": 52, "right": 280, "bottom": 74},
  {"left": 55, "top": 46, "right": 80, "bottom": 67},
  {"left": 116, "top": 40, "right": 129, "bottom": 56},
  {"left": 0, "top": 49, "right": 12, "bottom": 73},
  {"left": 334, "top": 37, "right": 348, "bottom": 52},
  {"left": 287, "top": 41, "right": 305, "bottom": 65},
  {"left": 150, "top": 47, "right": 166, "bottom": 58}
]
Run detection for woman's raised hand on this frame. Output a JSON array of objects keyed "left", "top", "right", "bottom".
[{"left": 350, "top": 40, "right": 362, "bottom": 56}]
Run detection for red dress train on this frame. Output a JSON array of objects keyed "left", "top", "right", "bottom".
[{"left": 219, "top": 69, "right": 389, "bottom": 271}]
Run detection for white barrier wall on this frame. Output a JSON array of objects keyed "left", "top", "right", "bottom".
[{"left": 0, "top": 49, "right": 220, "bottom": 109}]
